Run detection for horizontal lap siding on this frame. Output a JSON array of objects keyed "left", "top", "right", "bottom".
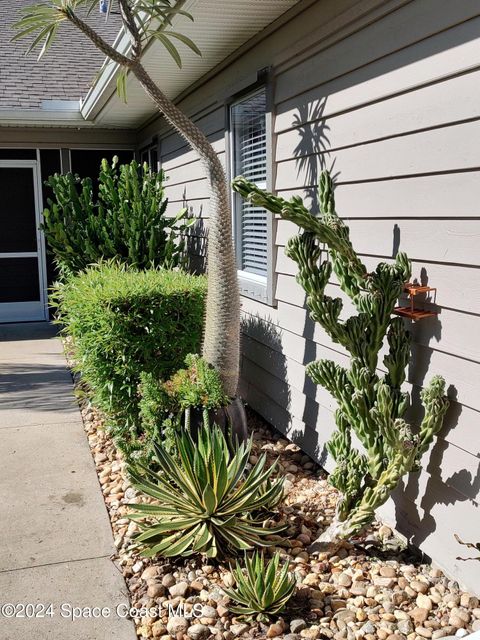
[
  {"left": 241, "top": 302, "right": 480, "bottom": 454},
  {"left": 278, "top": 219, "right": 480, "bottom": 265},
  {"left": 276, "top": 252, "right": 480, "bottom": 315},
  {"left": 277, "top": 172, "right": 480, "bottom": 219},
  {"left": 272, "top": 0, "right": 480, "bottom": 594},
  {"left": 274, "top": 1, "right": 480, "bottom": 104},
  {"left": 276, "top": 121, "right": 480, "bottom": 186},
  {"left": 151, "top": 0, "right": 480, "bottom": 593}
]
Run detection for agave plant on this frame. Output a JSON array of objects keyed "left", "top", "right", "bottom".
[
  {"left": 223, "top": 551, "right": 296, "bottom": 622},
  {"left": 127, "top": 421, "right": 284, "bottom": 558}
]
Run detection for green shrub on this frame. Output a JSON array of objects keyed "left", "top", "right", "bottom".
[
  {"left": 52, "top": 262, "right": 206, "bottom": 454},
  {"left": 139, "top": 354, "right": 229, "bottom": 453},
  {"left": 128, "top": 421, "right": 285, "bottom": 558},
  {"left": 43, "top": 156, "right": 192, "bottom": 274},
  {"left": 223, "top": 552, "right": 296, "bottom": 622}
]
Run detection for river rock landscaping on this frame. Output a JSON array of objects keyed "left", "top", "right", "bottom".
[{"left": 79, "top": 397, "right": 479, "bottom": 640}]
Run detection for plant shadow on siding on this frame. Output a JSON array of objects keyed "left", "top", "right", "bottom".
[
  {"left": 392, "top": 265, "right": 480, "bottom": 547},
  {"left": 184, "top": 204, "right": 207, "bottom": 274},
  {"left": 393, "top": 390, "right": 480, "bottom": 549},
  {"left": 291, "top": 96, "right": 339, "bottom": 214},
  {"left": 240, "top": 314, "right": 325, "bottom": 461},
  {"left": 239, "top": 314, "right": 290, "bottom": 422},
  {"left": 287, "top": 97, "right": 337, "bottom": 466}
]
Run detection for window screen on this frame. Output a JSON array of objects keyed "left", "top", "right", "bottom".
[{"left": 231, "top": 90, "right": 268, "bottom": 278}]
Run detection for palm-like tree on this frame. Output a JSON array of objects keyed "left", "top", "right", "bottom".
[{"left": 14, "top": 0, "right": 241, "bottom": 402}]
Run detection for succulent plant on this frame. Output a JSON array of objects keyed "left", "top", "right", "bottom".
[
  {"left": 127, "top": 420, "right": 284, "bottom": 558},
  {"left": 232, "top": 171, "right": 450, "bottom": 544},
  {"left": 139, "top": 354, "right": 229, "bottom": 453},
  {"left": 223, "top": 551, "right": 296, "bottom": 622},
  {"left": 43, "top": 157, "right": 192, "bottom": 275}
]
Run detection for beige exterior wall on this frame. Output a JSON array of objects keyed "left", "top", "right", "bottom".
[{"left": 140, "top": 0, "right": 480, "bottom": 594}]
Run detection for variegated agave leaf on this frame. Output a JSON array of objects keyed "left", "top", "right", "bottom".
[
  {"left": 223, "top": 551, "right": 296, "bottom": 622},
  {"left": 127, "top": 421, "right": 284, "bottom": 558}
]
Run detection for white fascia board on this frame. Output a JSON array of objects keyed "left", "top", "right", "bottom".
[{"left": 80, "top": 28, "right": 132, "bottom": 121}]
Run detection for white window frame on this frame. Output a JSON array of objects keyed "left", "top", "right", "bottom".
[
  {"left": 0, "top": 157, "right": 48, "bottom": 323},
  {"left": 139, "top": 138, "right": 159, "bottom": 172},
  {"left": 228, "top": 85, "right": 275, "bottom": 305}
]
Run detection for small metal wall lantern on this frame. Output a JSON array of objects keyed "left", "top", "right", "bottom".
[{"left": 393, "top": 283, "right": 438, "bottom": 321}]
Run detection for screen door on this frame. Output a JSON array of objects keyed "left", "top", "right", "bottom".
[{"left": 0, "top": 160, "right": 47, "bottom": 323}]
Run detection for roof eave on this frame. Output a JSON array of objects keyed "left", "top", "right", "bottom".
[
  {"left": 80, "top": 1, "right": 189, "bottom": 122},
  {"left": 80, "top": 31, "right": 131, "bottom": 121}
]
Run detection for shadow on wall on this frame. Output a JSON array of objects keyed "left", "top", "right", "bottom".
[
  {"left": 300, "top": 332, "right": 328, "bottom": 469},
  {"left": 185, "top": 211, "right": 207, "bottom": 274},
  {"left": 240, "top": 313, "right": 290, "bottom": 416},
  {"left": 291, "top": 96, "right": 339, "bottom": 214},
  {"left": 279, "top": 96, "right": 335, "bottom": 464},
  {"left": 393, "top": 402, "right": 480, "bottom": 551},
  {"left": 240, "top": 313, "right": 327, "bottom": 465},
  {"left": 391, "top": 259, "right": 480, "bottom": 549}
]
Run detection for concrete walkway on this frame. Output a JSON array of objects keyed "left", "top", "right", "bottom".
[{"left": 0, "top": 323, "right": 135, "bottom": 639}]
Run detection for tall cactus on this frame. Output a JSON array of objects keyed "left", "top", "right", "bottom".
[
  {"left": 43, "top": 157, "right": 190, "bottom": 274},
  {"left": 232, "top": 171, "right": 450, "bottom": 543}
]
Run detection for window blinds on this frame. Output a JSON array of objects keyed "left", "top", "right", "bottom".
[{"left": 231, "top": 90, "right": 268, "bottom": 277}]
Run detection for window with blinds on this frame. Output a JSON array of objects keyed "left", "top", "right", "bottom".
[{"left": 231, "top": 90, "right": 269, "bottom": 285}]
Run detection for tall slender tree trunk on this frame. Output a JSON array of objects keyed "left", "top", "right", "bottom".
[{"left": 131, "top": 61, "right": 240, "bottom": 398}]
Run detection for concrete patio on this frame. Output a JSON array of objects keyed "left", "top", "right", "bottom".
[{"left": 0, "top": 322, "right": 135, "bottom": 639}]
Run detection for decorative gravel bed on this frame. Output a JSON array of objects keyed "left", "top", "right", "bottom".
[{"left": 78, "top": 397, "right": 479, "bottom": 640}]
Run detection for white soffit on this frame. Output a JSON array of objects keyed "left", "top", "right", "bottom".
[{"left": 82, "top": 0, "right": 300, "bottom": 129}]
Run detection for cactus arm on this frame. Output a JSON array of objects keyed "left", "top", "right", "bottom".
[
  {"left": 333, "top": 445, "right": 416, "bottom": 539},
  {"left": 329, "top": 378, "right": 449, "bottom": 539},
  {"left": 317, "top": 171, "right": 368, "bottom": 302},
  {"left": 326, "top": 411, "right": 368, "bottom": 522},
  {"left": 233, "top": 176, "right": 368, "bottom": 282},
  {"left": 384, "top": 317, "right": 411, "bottom": 390},
  {"left": 233, "top": 170, "right": 450, "bottom": 544},
  {"left": 414, "top": 376, "right": 450, "bottom": 467}
]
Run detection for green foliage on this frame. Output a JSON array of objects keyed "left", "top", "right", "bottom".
[
  {"left": 223, "top": 552, "right": 296, "bottom": 622},
  {"left": 137, "top": 372, "right": 173, "bottom": 454},
  {"left": 52, "top": 262, "right": 206, "bottom": 455},
  {"left": 139, "top": 354, "right": 229, "bottom": 453},
  {"left": 232, "top": 171, "right": 450, "bottom": 540},
  {"left": 13, "top": 1, "right": 201, "bottom": 73},
  {"left": 127, "top": 421, "right": 284, "bottom": 558},
  {"left": 163, "top": 353, "right": 229, "bottom": 411},
  {"left": 42, "top": 157, "right": 192, "bottom": 275}
]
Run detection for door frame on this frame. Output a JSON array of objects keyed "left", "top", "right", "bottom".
[{"left": 0, "top": 157, "right": 49, "bottom": 322}]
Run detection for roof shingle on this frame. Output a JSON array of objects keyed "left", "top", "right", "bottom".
[{"left": 0, "top": 0, "right": 121, "bottom": 110}]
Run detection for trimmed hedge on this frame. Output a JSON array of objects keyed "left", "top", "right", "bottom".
[{"left": 52, "top": 262, "right": 207, "bottom": 454}]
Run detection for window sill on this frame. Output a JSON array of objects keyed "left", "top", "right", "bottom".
[{"left": 238, "top": 271, "right": 272, "bottom": 305}]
